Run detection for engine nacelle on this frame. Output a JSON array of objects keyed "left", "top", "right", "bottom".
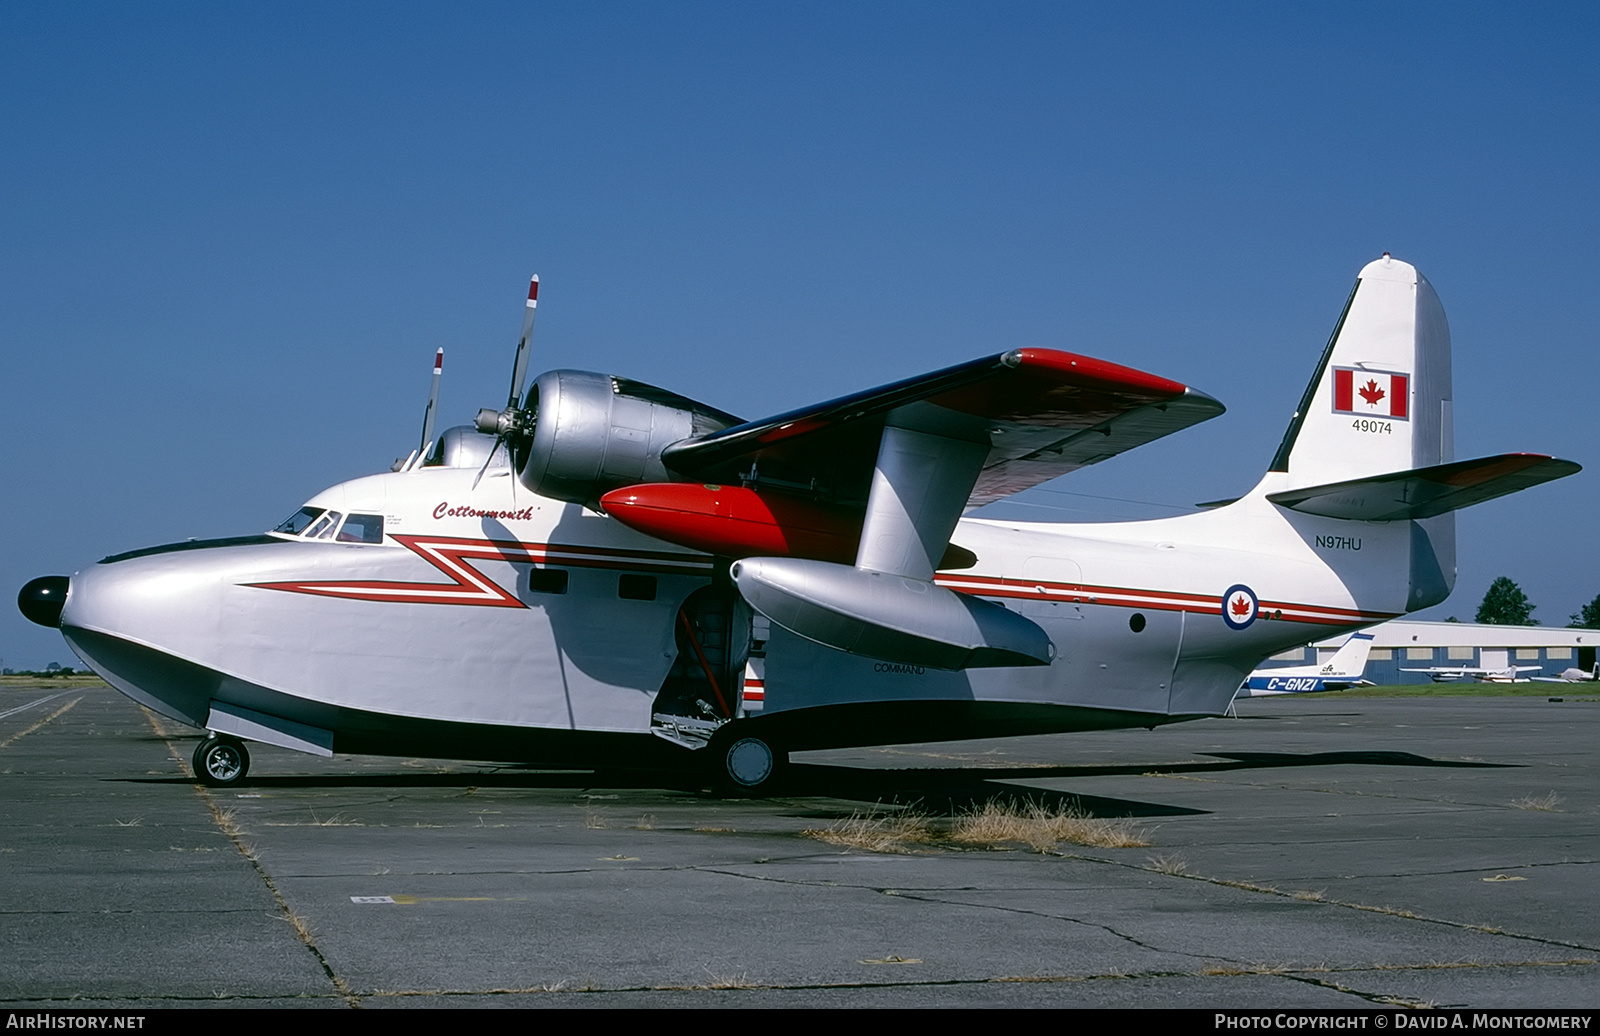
[{"left": 513, "top": 370, "right": 741, "bottom": 508}]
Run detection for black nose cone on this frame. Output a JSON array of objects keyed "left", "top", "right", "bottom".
[{"left": 18, "top": 576, "right": 70, "bottom": 628}]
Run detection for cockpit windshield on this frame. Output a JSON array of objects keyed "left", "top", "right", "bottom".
[
  {"left": 304, "top": 510, "right": 343, "bottom": 539},
  {"left": 336, "top": 513, "right": 386, "bottom": 544},
  {"left": 273, "top": 507, "right": 325, "bottom": 535},
  {"left": 273, "top": 506, "right": 386, "bottom": 544}
]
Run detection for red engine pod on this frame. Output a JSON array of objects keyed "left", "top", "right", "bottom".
[{"left": 599, "top": 483, "right": 860, "bottom": 563}]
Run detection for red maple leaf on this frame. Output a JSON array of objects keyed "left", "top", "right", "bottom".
[
  {"left": 1358, "top": 379, "right": 1385, "bottom": 407},
  {"left": 1230, "top": 594, "right": 1252, "bottom": 617}
]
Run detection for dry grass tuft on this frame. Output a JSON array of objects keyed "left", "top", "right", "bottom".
[
  {"left": 213, "top": 807, "right": 244, "bottom": 839},
  {"left": 266, "top": 811, "right": 364, "bottom": 828},
  {"left": 1512, "top": 792, "right": 1562, "bottom": 812},
  {"left": 802, "top": 800, "right": 1148, "bottom": 854},
  {"left": 1148, "top": 852, "right": 1189, "bottom": 875},
  {"left": 700, "top": 966, "right": 757, "bottom": 989},
  {"left": 950, "top": 801, "right": 1149, "bottom": 851},
  {"left": 802, "top": 809, "right": 935, "bottom": 853},
  {"left": 1199, "top": 964, "right": 1253, "bottom": 976}
]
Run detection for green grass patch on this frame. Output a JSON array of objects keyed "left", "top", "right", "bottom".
[{"left": 0, "top": 674, "right": 108, "bottom": 688}]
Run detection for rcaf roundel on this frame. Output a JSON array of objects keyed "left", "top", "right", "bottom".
[
  {"left": 1221, "top": 584, "right": 1258, "bottom": 630},
  {"left": 1332, "top": 367, "right": 1408, "bottom": 420}
]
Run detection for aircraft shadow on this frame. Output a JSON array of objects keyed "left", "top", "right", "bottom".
[
  {"left": 112, "top": 748, "right": 1510, "bottom": 820},
  {"left": 760, "top": 749, "right": 1512, "bottom": 817}
]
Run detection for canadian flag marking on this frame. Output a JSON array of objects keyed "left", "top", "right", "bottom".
[{"left": 1332, "top": 368, "right": 1409, "bottom": 420}]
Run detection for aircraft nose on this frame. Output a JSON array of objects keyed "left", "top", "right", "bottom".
[{"left": 18, "top": 576, "right": 71, "bottom": 628}]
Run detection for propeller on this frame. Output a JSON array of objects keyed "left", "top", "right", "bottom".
[{"left": 472, "top": 275, "right": 540, "bottom": 488}]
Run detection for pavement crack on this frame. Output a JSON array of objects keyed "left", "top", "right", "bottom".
[
  {"left": 873, "top": 887, "right": 1179, "bottom": 955},
  {"left": 1272, "top": 968, "right": 1440, "bottom": 1008},
  {"left": 1063, "top": 851, "right": 1600, "bottom": 956},
  {"left": 695, "top": 863, "right": 1193, "bottom": 959}
]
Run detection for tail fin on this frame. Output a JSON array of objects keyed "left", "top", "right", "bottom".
[
  {"left": 1253, "top": 255, "right": 1578, "bottom": 615},
  {"left": 1254, "top": 256, "right": 1459, "bottom": 612},
  {"left": 1319, "top": 631, "right": 1374, "bottom": 678},
  {"left": 1267, "top": 254, "right": 1452, "bottom": 488}
]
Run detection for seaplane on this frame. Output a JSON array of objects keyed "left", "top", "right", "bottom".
[{"left": 16, "top": 255, "right": 1581, "bottom": 791}]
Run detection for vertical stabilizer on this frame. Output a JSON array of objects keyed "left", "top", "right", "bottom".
[
  {"left": 1258, "top": 255, "right": 1458, "bottom": 612},
  {"left": 1320, "top": 630, "right": 1375, "bottom": 677},
  {"left": 1268, "top": 254, "right": 1453, "bottom": 488}
]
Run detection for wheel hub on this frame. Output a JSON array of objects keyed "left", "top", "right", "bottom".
[{"left": 725, "top": 737, "right": 775, "bottom": 787}]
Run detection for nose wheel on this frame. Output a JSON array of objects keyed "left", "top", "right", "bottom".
[{"left": 193, "top": 735, "right": 250, "bottom": 787}]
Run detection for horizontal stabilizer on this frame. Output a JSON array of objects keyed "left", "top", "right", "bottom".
[{"left": 1267, "top": 454, "right": 1580, "bottom": 521}]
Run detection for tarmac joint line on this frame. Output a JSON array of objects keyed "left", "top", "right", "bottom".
[
  {"left": 142, "top": 708, "right": 363, "bottom": 1009},
  {"left": 0, "top": 697, "right": 82, "bottom": 749}
]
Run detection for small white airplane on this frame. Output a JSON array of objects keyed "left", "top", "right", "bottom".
[
  {"left": 1238, "top": 631, "right": 1376, "bottom": 696},
  {"left": 1534, "top": 665, "right": 1600, "bottom": 684},
  {"left": 16, "top": 256, "right": 1581, "bottom": 791},
  {"left": 1401, "top": 664, "right": 1542, "bottom": 683}
]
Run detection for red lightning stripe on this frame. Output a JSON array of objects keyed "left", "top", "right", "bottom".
[{"left": 247, "top": 534, "right": 715, "bottom": 607}]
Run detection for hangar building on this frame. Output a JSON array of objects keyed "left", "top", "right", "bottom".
[{"left": 1260, "top": 621, "right": 1597, "bottom": 684}]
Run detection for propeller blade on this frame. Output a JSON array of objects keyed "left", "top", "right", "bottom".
[
  {"left": 473, "top": 274, "right": 540, "bottom": 490},
  {"left": 417, "top": 348, "right": 444, "bottom": 458},
  {"left": 506, "top": 275, "right": 538, "bottom": 410},
  {"left": 471, "top": 438, "right": 502, "bottom": 491}
]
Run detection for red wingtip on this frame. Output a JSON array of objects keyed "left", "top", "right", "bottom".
[
  {"left": 433, "top": 348, "right": 444, "bottom": 372},
  {"left": 527, "top": 275, "right": 539, "bottom": 302}
]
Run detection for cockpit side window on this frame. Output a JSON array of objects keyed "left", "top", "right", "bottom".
[
  {"left": 305, "top": 510, "right": 344, "bottom": 540},
  {"left": 274, "top": 507, "right": 326, "bottom": 535},
  {"left": 336, "top": 513, "right": 386, "bottom": 544}
]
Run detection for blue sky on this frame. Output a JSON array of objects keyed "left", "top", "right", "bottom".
[{"left": 3, "top": 2, "right": 1596, "bottom": 667}]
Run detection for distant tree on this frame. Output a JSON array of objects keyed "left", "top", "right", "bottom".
[
  {"left": 1475, "top": 577, "right": 1539, "bottom": 626},
  {"left": 1570, "top": 593, "right": 1600, "bottom": 630}
]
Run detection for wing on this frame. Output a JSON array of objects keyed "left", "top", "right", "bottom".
[
  {"left": 661, "top": 348, "right": 1223, "bottom": 508},
  {"left": 618, "top": 349, "right": 1219, "bottom": 671}
]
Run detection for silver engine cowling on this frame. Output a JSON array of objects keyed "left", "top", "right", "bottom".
[{"left": 509, "top": 370, "right": 741, "bottom": 508}]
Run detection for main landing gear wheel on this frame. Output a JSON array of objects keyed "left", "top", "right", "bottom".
[
  {"left": 710, "top": 731, "right": 787, "bottom": 793},
  {"left": 193, "top": 735, "right": 250, "bottom": 787}
]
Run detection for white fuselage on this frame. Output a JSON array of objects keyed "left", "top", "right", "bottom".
[{"left": 61, "top": 460, "right": 1404, "bottom": 759}]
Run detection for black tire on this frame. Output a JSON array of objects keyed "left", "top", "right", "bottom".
[
  {"left": 709, "top": 729, "right": 787, "bottom": 793},
  {"left": 193, "top": 735, "right": 250, "bottom": 787}
]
